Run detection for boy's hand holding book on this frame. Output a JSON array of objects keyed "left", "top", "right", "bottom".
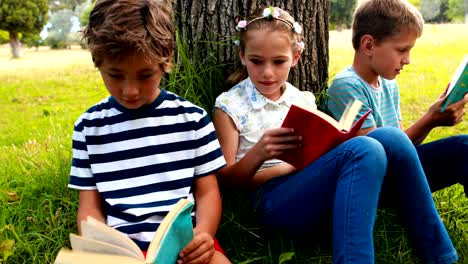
[{"left": 177, "top": 230, "right": 215, "bottom": 264}]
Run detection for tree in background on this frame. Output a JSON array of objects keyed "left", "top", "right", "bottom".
[
  {"left": 465, "top": 0, "right": 468, "bottom": 23},
  {"left": 0, "top": 0, "right": 49, "bottom": 58},
  {"left": 48, "top": 0, "right": 86, "bottom": 12},
  {"left": 329, "top": 0, "right": 357, "bottom": 31},
  {"left": 46, "top": 9, "right": 75, "bottom": 49},
  {"left": 421, "top": 0, "right": 450, "bottom": 22},
  {"left": 446, "top": 0, "right": 466, "bottom": 22},
  {"left": 77, "top": 0, "right": 94, "bottom": 28}
]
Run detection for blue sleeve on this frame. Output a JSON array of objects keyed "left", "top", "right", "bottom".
[{"left": 326, "top": 76, "right": 377, "bottom": 128}]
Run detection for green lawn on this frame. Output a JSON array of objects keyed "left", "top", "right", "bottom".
[{"left": 0, "top": 24, "right": 467, "bottom": 263}]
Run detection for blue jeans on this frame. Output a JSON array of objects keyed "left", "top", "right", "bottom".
[
  {"left": 253, "top": 127, "right": 457, "bottom": 264},
  {"left": 368, "top": 127, "right": 458, "bottom": 264},
  {"left": 416, "top": 134, "right": 468, "bottom": 198}
]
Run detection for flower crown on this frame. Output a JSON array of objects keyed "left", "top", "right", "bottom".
[{"left": 235, "top": 7, "right": 305, "bottom": 52}]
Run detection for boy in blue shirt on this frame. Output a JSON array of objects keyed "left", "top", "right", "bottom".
[
  {"left": 326, "top": 0, "right": 468, "bottom": 197},
  {"left": 68, "top": 0, "right": 230, "bottom": 263}
]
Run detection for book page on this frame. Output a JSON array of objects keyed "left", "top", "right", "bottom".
[
  {"left": 339, "top": 100, "right": 363, "bottom": 132},
  {"left": 81, "top": 217, "right": 144, "bottom": 260},
  {"left": 70, "top": 234, "right": 142, "bottom": 260},
  {"left": 54, "top": 249, "right": 143, "bottom": 264},
  {"left": 304, "top": 108, "right": 342, "bottom": 130}
]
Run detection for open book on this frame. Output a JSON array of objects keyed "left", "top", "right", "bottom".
[
  {"left": 441, "top": 55, "right": 468, "bottom": 112},
  {"left": 54, "top": 198, "right": 194, "bottom": 264},
  {"left": 277, "top": 99, "right": 371, "bottom": 170}
]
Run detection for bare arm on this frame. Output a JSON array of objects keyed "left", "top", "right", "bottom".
[
  {"left": 405, "top": 93, "right": 467, "bottom": 145},
  {"left": 193, "top": 174, "right": 222, "bottom": 237},
  {"left": 213, "top": 109, "right": 299, "bottom": 190},
  {"left": 178, "top": 174, "right": 223, "bottom": 263},
  {"left": 77, "top": 190, "right": 105, "bottom": 235}
]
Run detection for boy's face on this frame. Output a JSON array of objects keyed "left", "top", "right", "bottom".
[
  {"left": 240, "top": 29, "right": 300, "bottom": 101},
  {"left": 98, "top": 53, "right": 165, "bottom": 109},
  {"left": 368, "top": 28, "right": 418, "bottom": 80}
]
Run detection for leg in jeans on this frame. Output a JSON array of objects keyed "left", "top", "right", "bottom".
[
  {"left": 367, "top": 127, "right": 458, "bottom": 264},
  {"left": 416, "top": 134, "right": 468, "bottom": 197},
  {"left": 253, "top": 136, "right": 387, "bottom": 264}
]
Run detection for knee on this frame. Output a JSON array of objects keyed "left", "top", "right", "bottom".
[
  {"left": 347, "top": 136, "right": 387, "bottom": 166},
  {"left": 367, "top": 127, "right": 416, "bottom": 153}
]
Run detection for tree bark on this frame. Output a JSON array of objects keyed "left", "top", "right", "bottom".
[
  {"left": 174, "top": 0, "right": 329, "bottom": 94},
  {"left": 9, "top": 31, "right": 22, "bottom": 58}
]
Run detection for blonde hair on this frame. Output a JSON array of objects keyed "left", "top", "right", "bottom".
[
  {"left": 83, "top": 0, "right": 174, "bottom": 72},
  {"left": 227, "top": 6, "right": 303, "bottom": 86},
  {"left": 352, "top": 0, "right": 424, "bottom": 50}
]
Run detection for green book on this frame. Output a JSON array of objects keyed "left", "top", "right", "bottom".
[
  {"left": 54, "top": 199, "right": 194, "bottom": 264},
  {"left": 441, "top": 55, "right": 468, "bottom": 112}
]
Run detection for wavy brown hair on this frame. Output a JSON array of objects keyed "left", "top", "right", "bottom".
[{"left": 82, "top": 0, "right": 174, "bottom": 72}]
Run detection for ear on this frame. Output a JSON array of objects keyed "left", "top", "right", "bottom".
[
  {"left": 360, "top": 34, "right": 375, "bottom": 56},
  {"left": 291, "top": 51, "right": 301, "bottom": 67},
  {"left": 239, "top": 50, "right": 246, "bottom": 65}
]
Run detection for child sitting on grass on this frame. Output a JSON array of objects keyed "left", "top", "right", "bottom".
[
  {"left": 213, "top": 5, "right": 457, "bottom": 263},
  {"left": 68, "top": 0, "right": 230, "bottom": 263},
  {"left": 326, "top": 0, "right": 468, "bottom": 197}
]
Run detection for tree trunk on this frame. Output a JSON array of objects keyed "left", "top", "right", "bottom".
[
  {"left": 9, "top": 31, "right": 22, "bottom": 58},
  {"left": 174, "top": 0, "right": 329, "bottom": 94}
]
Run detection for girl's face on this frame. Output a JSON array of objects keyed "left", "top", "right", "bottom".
[{"left": 240, "top": 29, "right": 300, "bottom": 101}]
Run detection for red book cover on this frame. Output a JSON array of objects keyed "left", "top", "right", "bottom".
[{"left": 278, "top": 104, "right": 371, "bottom": 170}]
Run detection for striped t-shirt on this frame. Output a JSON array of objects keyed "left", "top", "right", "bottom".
[
  {"left": 69, "top": 89, "right": 226, "bottom": 250},
  {"left": 326, "top": 66, "right": 402, "bottom": 128}
]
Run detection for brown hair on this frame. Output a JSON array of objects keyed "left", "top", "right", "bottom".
[
  {"left": 226, "top": 6, "right": 303, "bottom": 87},
  {"left": 82, "top": 0, "right": 174, "bottom": 72},
  {"left": 351, "top": 0, "right": 424, "bottom": 50}
]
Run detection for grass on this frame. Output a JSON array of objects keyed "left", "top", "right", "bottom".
[{"left": 0, "top": 24, "right": 467, "bottom": 263}]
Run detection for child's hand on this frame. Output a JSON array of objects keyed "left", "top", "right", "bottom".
[
  {"left": 178, "top": 231, "right": 215, "bottom": 264},
  {"left": 427, "top": 93, "right": 467, "bottom": 127},
  {"left": 253, "top": 127, "right": 301, "bottom": 161}
]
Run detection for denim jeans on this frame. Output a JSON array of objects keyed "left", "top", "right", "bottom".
[
  {"left": 252, "top": 127, "right": 458, "bottom": 264},
  {"left": 416, "top": 134, "right": 468, "bottom": 198},
  {"left": 368, "top": 127, "right": 458, "bottom": 264}
]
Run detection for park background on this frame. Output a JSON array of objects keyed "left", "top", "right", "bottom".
[{"left": 0, "top": 0, "right": 467, "bottom": 263}]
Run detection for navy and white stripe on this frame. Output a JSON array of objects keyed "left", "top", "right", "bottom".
[{"left": 69, "top": 89, "right": 226, "bottom": 250}]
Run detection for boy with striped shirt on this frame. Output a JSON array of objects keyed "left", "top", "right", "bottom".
[{"left": 68, "top": 1, "right": 230, "bottom": 263}]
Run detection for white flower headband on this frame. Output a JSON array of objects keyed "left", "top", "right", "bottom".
[{"left": 235, "top": 6, "right": 305, "bottom": 52}]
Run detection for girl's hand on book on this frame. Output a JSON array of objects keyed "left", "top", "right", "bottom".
[
  {"left": 178, "top": 231, "right": 214, "bottom": 264},
  {"left": 253, "top": 127, "right": 301, "bottom": 161}
]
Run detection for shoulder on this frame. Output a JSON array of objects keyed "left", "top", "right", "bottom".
[
  {"left": 74, "top": 97, "right": 117, "bottom": 131},
  {"left": 328, "top": 67, "right": 368, "bottom": 95},
  {"left": 162, "top": 90, "right": 208, "bottom": 122},
  {"left": 214, "top": 79, "right": 251, "bottom": 115}
]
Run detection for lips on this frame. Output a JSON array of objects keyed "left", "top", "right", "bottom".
[{"left": 260, "top": 81, "right": 275, "bottom": 86}]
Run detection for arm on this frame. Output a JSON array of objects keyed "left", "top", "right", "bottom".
[
  {"left": 213, "top": 109, "right": 298, "bottom": 190},
  {"left": 193, "top": 175, "right": 222, "bottom": 237},
  {"left": 404, "top": 93, "right": 467, "bottom": 144},
  {"left": 77, "top": 190, "right": 105, "bottom": 235},
  {"left": 178, "top": 174, "right": 221, "bottom": 264}
]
